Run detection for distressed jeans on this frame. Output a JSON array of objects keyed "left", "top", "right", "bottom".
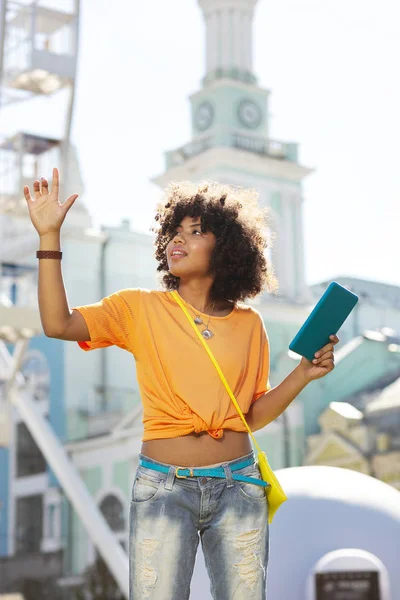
[{"left": 129, "top": 451, "right": 269, "bottom": 599}]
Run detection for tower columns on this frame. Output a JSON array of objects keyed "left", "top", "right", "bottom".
[{"left": 198, "top": 0, "right": 258, "bottom": 79}]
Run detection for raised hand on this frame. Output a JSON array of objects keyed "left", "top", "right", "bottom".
[{"left": 24, "top": 167, "right": 78, "bottom": 236}]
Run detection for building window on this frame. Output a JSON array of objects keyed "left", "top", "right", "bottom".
[
  {"left": 99, "top": 495, "right": 125, "bottom": 532},
  {"left": 16, "top": 495, "right": 43, "bottom": 554},
  {"left": 47, "top": 503, "right": 56, "bottom": 538},
  {"left": 87, "top": 494, "right": 127, "bottom": 567},
  {"left": 16, "top": 422, "right": 47, "bottom": 477},
  {"left": 21, "top": 350, "right": 50, "bottom": 402}
]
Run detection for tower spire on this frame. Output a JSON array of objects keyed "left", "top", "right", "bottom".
[{"left": 198, "top": 0, "right": 259, "bottom": 84}]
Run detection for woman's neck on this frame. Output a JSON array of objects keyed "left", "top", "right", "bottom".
[
  {"left": 177, "top": 284, "right": 232, "bottom": 316},
  {"left": 177, "top": 285, "right": 214, "bottom": 314},
  {"left": 176, "top": 276, "right": 212, "bottom": 307}
]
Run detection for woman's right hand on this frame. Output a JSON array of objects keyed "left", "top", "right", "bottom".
[{"left": 24, "top": 167, "right": 79, "bottom": 236}]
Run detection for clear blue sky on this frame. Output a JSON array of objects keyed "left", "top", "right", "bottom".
[{"left": 3, "top": 0, "right": 399, "bottom": 288}]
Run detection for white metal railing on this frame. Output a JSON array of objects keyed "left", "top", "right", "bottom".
[
  {"left": 4, "top": 1, "right": 77, "bottom": 76},
  {"left": 166, "top": 135, "right": 215, "bottom": 168},
  {"left": 3, "top": 37, "right": 31, "bottom": 80},
  {"left": 72, "top": 386, "right": 140, "bottom": 438},
  {"left": 0, "top": 135, "right": 61, "bottom": 209},
  {"left": 79, "top": 385, "right": 138, "bottom": 416},
  {"left": 2, "top": 339, "right": 129, "bottom": 596},
  {"left": 232, "top": 132, "right": 298, "bottom": 161},
  {"left": 165, "top": 132, "right": 298, "bottom": 168}
]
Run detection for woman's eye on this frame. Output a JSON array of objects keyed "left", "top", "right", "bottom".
[{"left": 170, "top": 229, "right": 202, "bottom": 238}]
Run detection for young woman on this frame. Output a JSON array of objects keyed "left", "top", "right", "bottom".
[{"left": 24, "top": 169, "right": 338, "bottom": 600}]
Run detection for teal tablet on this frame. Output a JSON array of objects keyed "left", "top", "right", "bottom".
[{"left": 289, "top": 282, "right": 359, "bottom": 361}]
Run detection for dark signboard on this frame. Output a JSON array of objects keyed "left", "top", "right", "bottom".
[{"left": 316, "top": 571, "right": 380, "bottom": 600}]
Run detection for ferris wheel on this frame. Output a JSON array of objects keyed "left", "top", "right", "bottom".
[
  {"left": 0, "top": 2, "right": 128, "bottom": 596},
  {"left": 0, "top": 0, "right": 89, "bottom": 263}
]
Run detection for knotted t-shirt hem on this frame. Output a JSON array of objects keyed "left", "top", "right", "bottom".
[{"left": 142, "top": 426, "right": 225, "bottom": 442}]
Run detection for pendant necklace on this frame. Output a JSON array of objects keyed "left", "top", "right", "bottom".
[
  {"left": 184, "top": 296, "right": 216, "bottom": 339},
  {"left": 197, "top": 300, "right": 216, "bottom": 339}
]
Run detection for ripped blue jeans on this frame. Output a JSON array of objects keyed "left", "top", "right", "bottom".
[{"left": 129, "top": 451, "right": 269, "bottom": 599}]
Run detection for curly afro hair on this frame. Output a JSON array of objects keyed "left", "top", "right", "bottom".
[{"left": 151, "top": 181, "right": 279, "bottom": 303}]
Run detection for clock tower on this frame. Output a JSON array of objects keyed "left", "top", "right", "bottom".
[{"left": 154, "top": 0, "right": 312, "bottom": 303}]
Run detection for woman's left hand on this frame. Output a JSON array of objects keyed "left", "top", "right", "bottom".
[{"left": 298, "top": 334, "right": 340, "bottom": 382}]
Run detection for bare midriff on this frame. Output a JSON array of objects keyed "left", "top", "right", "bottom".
[{"left": 141, "top": 430, "right": 253, "bottom": 467}]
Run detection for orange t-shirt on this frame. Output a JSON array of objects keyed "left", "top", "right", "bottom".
[{"left": 72, "top": 289, "right": 271, "bottom": 441}]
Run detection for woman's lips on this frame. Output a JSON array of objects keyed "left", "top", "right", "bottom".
[
  {"left": 170, "top": 255, "right": 187, "bottom": 260},
  {"left": 170, "top": 250, "right": 187, "bottom": 260}
]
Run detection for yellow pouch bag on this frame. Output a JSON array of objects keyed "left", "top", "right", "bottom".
[{"left": 171, "top": 291, "right": 287, "bottom": 524}]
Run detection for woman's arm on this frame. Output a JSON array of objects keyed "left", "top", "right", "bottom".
[
  {"left": 247, "top": 334, "right": 339, "bottom": 431},
  {"left": 246, "top": 366, "right": 308, "bottom": 431},
  {"left": 25, "top": 168, "right": 89, "bottom": 341},
  {"left": 37, "top": 231, "right": 88, "bottom": 340}
]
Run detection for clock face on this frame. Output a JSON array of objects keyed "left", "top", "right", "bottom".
[
  {"left": 194, "top": 101, "right": 214, "bottom": 131},
  {"left": 238, "top": 99, "right": 262, "bottom": 129}
]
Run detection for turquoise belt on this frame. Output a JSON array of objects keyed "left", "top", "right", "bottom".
[{"left": 139, "top": 457, "right": 268, "bottom": 488}]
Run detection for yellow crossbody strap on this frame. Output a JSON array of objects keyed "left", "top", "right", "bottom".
[
  {"left": 170, "top": 291, "right": 263, "bottom": 455},
  {"left": 171, "top": 291, "right": 288, "bottom": 524}
]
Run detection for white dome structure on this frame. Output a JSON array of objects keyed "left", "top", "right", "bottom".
[{"left": 267, "top": 466, "right": 400, "bottom": 599}]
